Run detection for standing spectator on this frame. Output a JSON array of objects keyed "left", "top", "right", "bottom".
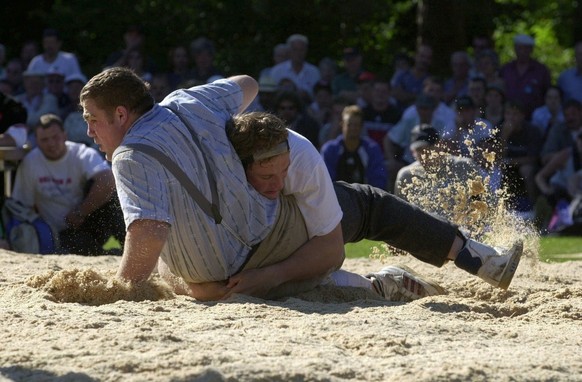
[
  {"left": 362, "top": 79, "right": 403, "bottom": 149},
  {"left": 27, "top": 28, "right": 82, "bottom": 78},
  {"left": 270, "top": 34, "right": 321, "bottom": 100},
  {"left": 332, "top": 47, "right": 365, "bottom": 103},
  {"left": 321, "top": 105, "right": 387, "bottom": 189},
  {"left": 259, "top": 43, "right": 290, "bottom": 80},
  {"left": 471, "top": 35, "right": 494, "bottom": 57},
  {"left": 531, "top": 86, "right": 565, "bottom": 139},
  {"left": 14, "top": 70, "right": 58, "bottom": 128},
  {"left": 392, "top": 42, "right": 433, "bottom": 110},
  {"left": 166, "top": 45, "right": 195, "bottom": 90},
  {"left": 12, "top": 114, "right": 125, "bottom": 255},
  {"left": 497, "top": 101, "right": 543, "bottom": 212},
  {"left": 390, "top": 52, "right": 412, "bottom": 88},
  {"left": 483, "top": 85, "right": 506, "bottom": 129},
  {"left": 540, "top": 99, "right": 582, "bottom": 165},
  {"left": 189, "top": 37, "right": 223, "bottom": 84},
  {"left": 443, "top": 51, "right": 472, "bottom": 104},
  {"left": 557, "top": 41, "right": 582, "bottom": 103},
  {"left": 499, "top": 34, "right": 551, "bottom": 119},
  {"left": 274, "top": 90, "right": 321, "bottom": 148}
]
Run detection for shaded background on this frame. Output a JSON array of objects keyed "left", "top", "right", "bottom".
[{"left": 1, "top": 0, "right": 580, "bottom": 80}]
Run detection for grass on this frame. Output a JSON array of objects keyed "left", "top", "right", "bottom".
[{"left": 345, "top": 236, "right": 582, "bottom": 263}]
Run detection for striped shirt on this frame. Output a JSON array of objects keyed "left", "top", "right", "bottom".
[{"left": 112, "top": 80, "right": 278, "bottom": 283}]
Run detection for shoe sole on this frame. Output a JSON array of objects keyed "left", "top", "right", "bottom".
[
  {"left": 497, "top": 241, "right": 523, "bottom": 290},
  {"left": 392, "top": 264, "right": 446, "bottom": 297}
]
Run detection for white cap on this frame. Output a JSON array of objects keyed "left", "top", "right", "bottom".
[{"left": 514, "top": 34, "right": 535, "bottom": 46}]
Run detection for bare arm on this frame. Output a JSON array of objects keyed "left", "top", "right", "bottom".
[
  {"left": 65, "top": 170, "right": 117, "bottom": 228},
  {"left": 225, "top": 223, "right": 345, "bottom": 298},
  {"left": 535, "top": 148, "right": 570, "bottom": 195},
  {"left": 117, "top": 219, "right": 170, "bottom": 283},
  {"left": 227, "top": 75, "right": 258, "bottom": 113}
]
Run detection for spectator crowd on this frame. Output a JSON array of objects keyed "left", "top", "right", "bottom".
[{"left": 1, "top": 27, "right": 582, "bottom": 254}]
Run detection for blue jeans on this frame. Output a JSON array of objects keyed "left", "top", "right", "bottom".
[{"left": 334, "top": 181, "right": 457, "bottom": 267}]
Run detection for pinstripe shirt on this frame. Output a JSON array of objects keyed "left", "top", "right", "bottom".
[{"left": 112, "top": 80, "right": 278, "bottom": 283}]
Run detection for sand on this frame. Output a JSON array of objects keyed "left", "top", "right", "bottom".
[{"left": 1, "top": 248, "right": 581, "bottom": 382}]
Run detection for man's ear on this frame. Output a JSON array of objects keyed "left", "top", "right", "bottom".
[{"left": 114, "top": 105, "right": 130, "bottom": 126}]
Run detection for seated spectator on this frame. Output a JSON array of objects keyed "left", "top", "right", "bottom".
[
  {"left": 27, "top": 28, "right": 82, "bottom": 79},
  {"left": 497, "top": 100, "right": 543, "bottom": 213},
  {"left": 149, "top": 73, "right": 172, "bottom": 103},
  {"left": 332, "top": 47, "right": 365, "bottom": 103},
  {"left": 45, "top": 69, "right": 73, "bottom": 119},
  {"left": 355, "top": 71, "right": 376, "bottom": 109},
  {"left": 535, "top": 132, "right": 582, "bottom": 231},
  {"left": 308, "top": 82, "right": 334, "bottom": 126},
  {"left": 483, "top": 85, "right": 505, "bottom": 129},
  {"left": 259, "top": 43, "right": 290, "bottom": 80},
  {"left": 540, "top": 99, "right": 582, "bottom": 165},
  {"left": 120, "top": 47, "right": 153, "bottom": 82},
  {"left": 166, "top": 45, "right": 195, "bottom": 90},
  {"left": 467, "top": 76, "right": 487, "bottom": 117},
  {"left": 443, "top": 51, "right": 471, "bottom": 104},
  {"left": 557, "top": 41, "right": 582, "bottom": 103},
  {"left": 269, "top": 34, "right": 320, "bottom": 100},
  {"left": 531, "top": 85, "right": 565, "bottom": 139},
  {"left": 318, "top": 94, "right": 352, "bottom": 146},
  {"left": 390, "top": 52, "right": 413, "bottom": 88},
  {"left": 63, "top": 72, "right": 97, "bottom": 150},
  {"left": 320, "top": 105, "right": 387, "bottom": 189},
  {"left": 395, "top": 124, "right": 486, "bottom": 215},
  {"left": 273, "top": 90, "right": 321, "bottom": 148},
  {"left": 11, "top": 114, "right": 125, "bottom": 255},
  {"left": 190, "top": 37, "right": 223, "bottom": 84},
  {"left": 473, "top": 49, "right": 504, "bottom": 90},
  {"left": 442, "top": 95, "right": 495, "bottom": 172},
  {"left": 391, "top": 42, "right": 433, "bottom": 110},
  {"left": 385, "top": 94, "right": 447, "bottom": 181},
  {"left": 0, "top": 92, "right": 29, "bottom": 147},
  {"left": 4, "top": 58, "right": 25, "bottom": 96},
  {"left": 15, "top": 70, "right": 58, "bottom": 128},
  {"left": 362, "top": 78, "right": 402, "bottom": 149},
  {"left": 103, "top": 25, "right": 157, "bottom": 73},
  {"left": 19, "top": 39, "right": 39, "bottom": 69},
  {"left": 318, "top": 57, "right": 337, "bottom": 86}
]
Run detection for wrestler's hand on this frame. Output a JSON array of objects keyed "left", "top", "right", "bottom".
[
  {"left": 223, "top": 268, "right": 279, "bottom": 299},
  {"left": 187, "top": 280, "right": 231, "bottom": 302}
]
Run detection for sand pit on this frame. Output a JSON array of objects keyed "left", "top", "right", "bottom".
[{"left": 1, "top": 249, "right": 581, "bottom": 381}]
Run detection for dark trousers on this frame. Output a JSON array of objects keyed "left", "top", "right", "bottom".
[
  {"left": 334, "top": 181, "right": 457, "bottom": 267},
  {"left": 59, "top": 196, "right": 125, "bottom": 256}
]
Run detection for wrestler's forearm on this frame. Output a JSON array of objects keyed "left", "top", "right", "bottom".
[
  {"left": 117, "top": 219, "right": 170, "bottom": 283},
  {"left": 267, "top": 223, "right": 345, "bottom": 284}
]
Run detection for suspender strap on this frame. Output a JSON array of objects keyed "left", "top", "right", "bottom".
[
  {"left": 163, "top": 104, "right": 221, "bottom": 215},
  {"left": 119, "top": 143, "right": 222, "bottom": 224}
]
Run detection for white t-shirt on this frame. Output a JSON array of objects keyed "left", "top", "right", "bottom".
[
  {"left": 284, "top": 129, "right": 343, "bottom": 238},
  {"left": 270, "top": 60, "right": 321, "bottom": 97},
  {"left": 12, "top": 141, "right": 111, "bottom": 231},
  {"left": 27, "top": 51, "right": 82, "bottom": 79}
]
